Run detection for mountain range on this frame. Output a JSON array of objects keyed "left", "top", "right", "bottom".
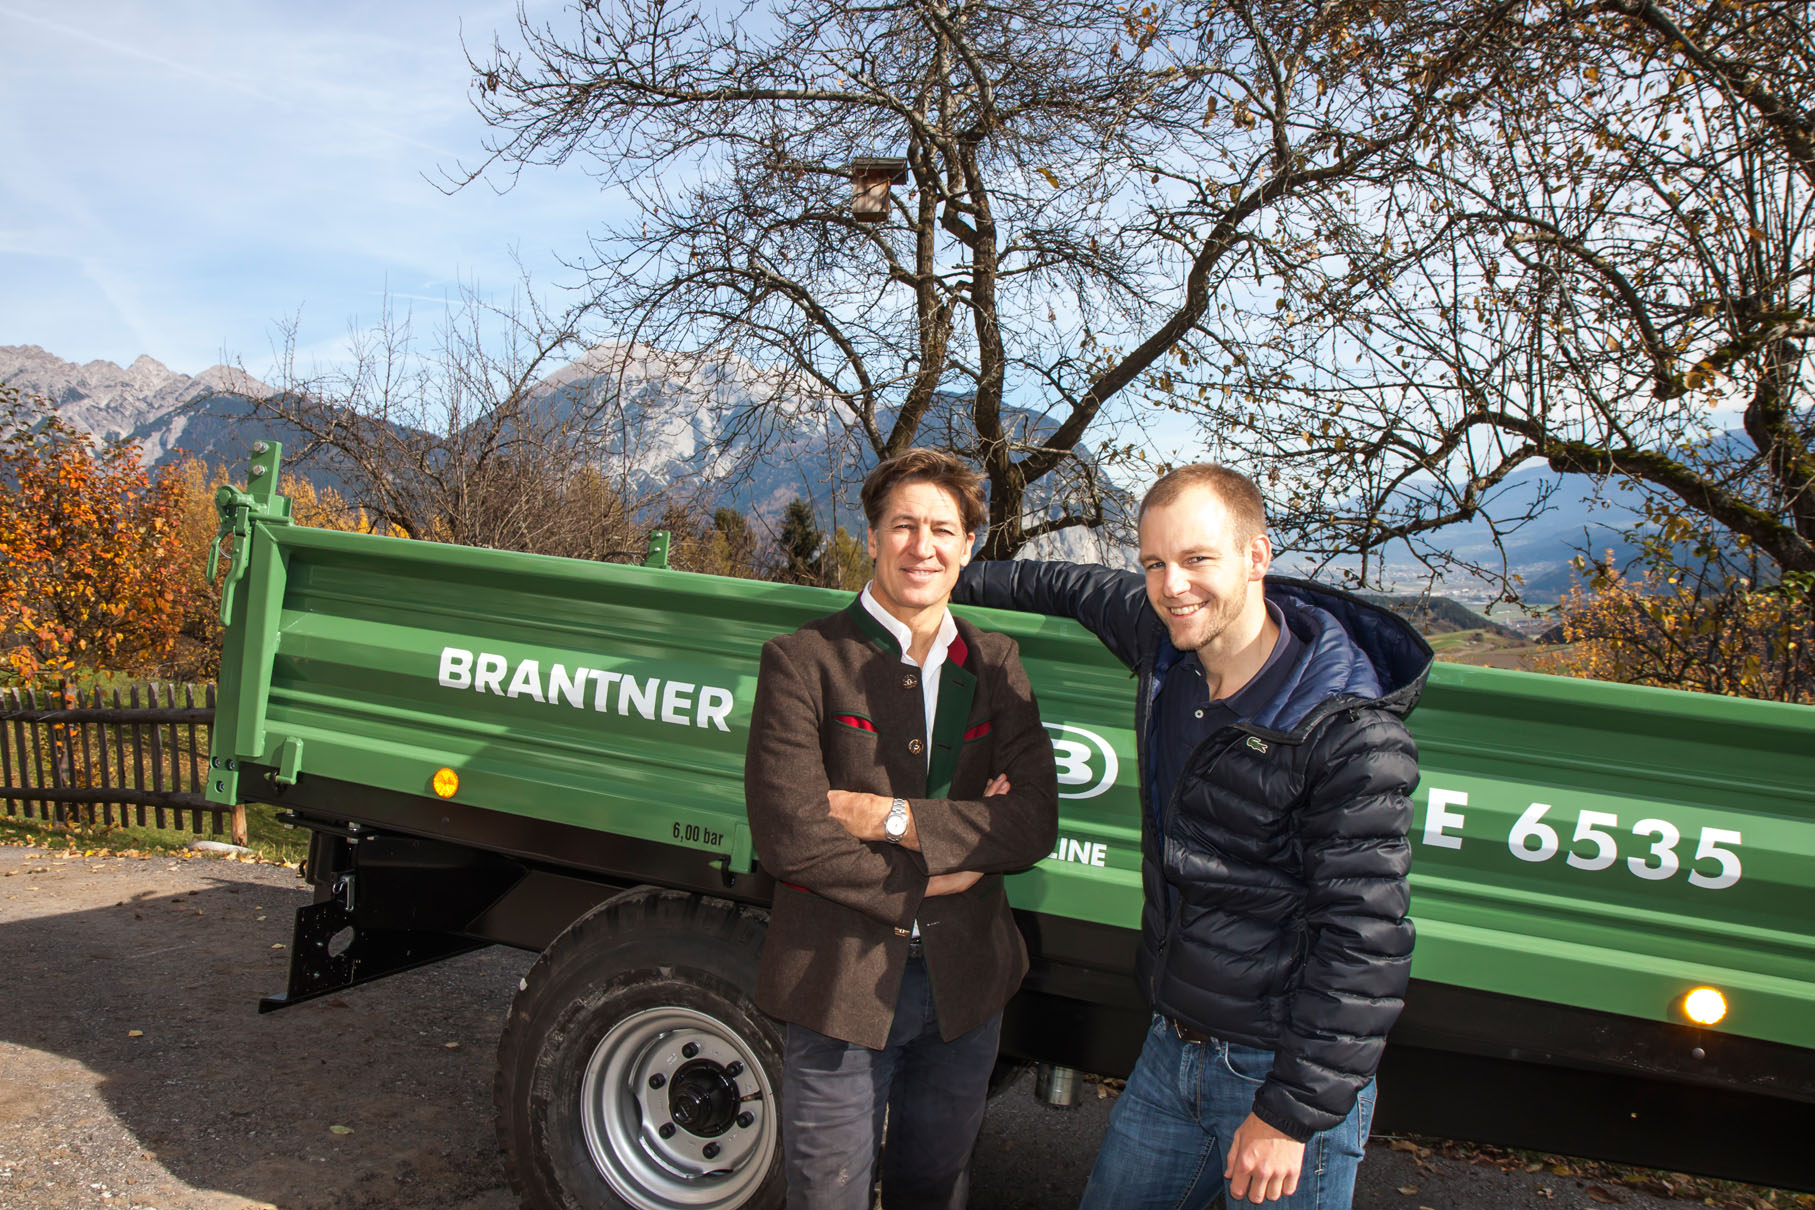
[
  {"left": 1288, "top": 466, "right": 1649, "bottom": 602},
  {"left": 2, "top": 342, "right": 1653, "bottom": 591},
  {"left": 0, "top": 342, "right": 1133, "bottom": 562}
]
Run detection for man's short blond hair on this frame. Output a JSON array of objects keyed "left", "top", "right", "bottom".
[{"left": 1138, "top": 464, "right": 1267, "bottom": 542}]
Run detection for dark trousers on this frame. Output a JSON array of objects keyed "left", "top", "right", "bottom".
[{"left": 782, "top": 955, "right": 1002, "bottom": 1210}]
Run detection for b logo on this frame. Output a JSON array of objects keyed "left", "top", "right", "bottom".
[{"left": 1044, "top": 723, "right": 1119, "bottom": 800}]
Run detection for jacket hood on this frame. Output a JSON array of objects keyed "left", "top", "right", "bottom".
[{"left": 1242, "top": 577, "right": 1433, "bottom": 736}]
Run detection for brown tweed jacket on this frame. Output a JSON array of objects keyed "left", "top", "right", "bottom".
[{"left": 744, "top": 600, "right": 1059, "bottom": 1050}]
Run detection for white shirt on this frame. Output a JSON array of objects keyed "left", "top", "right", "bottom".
[
  {"left": 859, "top": 582, "right": 956, "bottom": 771},
  {"left": 861, "top": 585, "right": 957, "bottom": 941}
]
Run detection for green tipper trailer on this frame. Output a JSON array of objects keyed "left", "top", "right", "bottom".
[{"left": 207, "top": 443, "right": 1815, "bottom": 1209}]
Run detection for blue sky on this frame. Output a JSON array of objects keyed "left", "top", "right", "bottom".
[{"left": 1, "top": 0, "right": 604, "bottom": 377}]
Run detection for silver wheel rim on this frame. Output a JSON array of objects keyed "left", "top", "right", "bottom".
[{"left": 580, "top": 1004, "right": 778, "bottom": 1210}]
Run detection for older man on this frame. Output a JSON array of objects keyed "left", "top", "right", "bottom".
[
  {"left": 745, "top": 448, "right": 1058, "bottom": 1210},
  {"left": 956, "top": 464, "right": 1431, "bottom": 1209}
]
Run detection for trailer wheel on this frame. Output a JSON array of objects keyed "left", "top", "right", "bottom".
[{"left": 496, "top": 889, "right": 783, "bottom": 1210}]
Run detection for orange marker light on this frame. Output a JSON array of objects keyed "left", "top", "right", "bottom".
[
  {"left": 432, "top": 768, "right": 460, "bottom": 799},
  {"left": 1682, "top": 986, "right": 1727, "bottom": 1026}
]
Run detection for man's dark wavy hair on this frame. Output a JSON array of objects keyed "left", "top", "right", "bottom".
[{"left": 860, "top": 448, "right": 986, "bottom": 534}]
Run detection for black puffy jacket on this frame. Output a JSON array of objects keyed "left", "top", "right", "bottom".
[{"left": 955, "top": 561, "right": 1432, "bottom": 1140}]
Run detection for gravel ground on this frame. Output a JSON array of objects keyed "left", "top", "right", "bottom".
[
  {"left": 0, "top": 844, "right": 526, "bottom": 1210},
  {"left": 0, "top": 843, "right": 1785, "bottom": 1210}
]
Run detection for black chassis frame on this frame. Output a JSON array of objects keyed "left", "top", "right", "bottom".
[{"left": 250, "top": 766, "right": 1815, "bottom": 1192}]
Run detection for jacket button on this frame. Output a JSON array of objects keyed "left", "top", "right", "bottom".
[
  {"left": 908, "top": 738, "right": 924, "bottom": 755},
  {"left": 903, "top": 673, "right": 919, "bottom": 689}
]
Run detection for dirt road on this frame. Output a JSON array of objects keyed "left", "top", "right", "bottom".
[
  {"left": 1, "top": 845, "right": 525, "bottom": 1210},
  {"left": 0, "top": 844, "right": 1764, "bottom": 1210}
]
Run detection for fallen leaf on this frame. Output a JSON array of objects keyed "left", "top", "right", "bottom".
[
  {"left": 127, "top": 1030, "right": 143, "bottom": 1038},
  {"left": 329, "top": 1124, "right": 353, "bottom": 1135},
  {"left": 1585, "top": 1187, "right": 1623, "bottom": 1204},
  {"left": 443, "top": 1042, "right": 460, "bottom": 1050},
  {"left": 272, "top": 943, "right": 286, "bottom": 949},
  {"left": 1397, "top": 1185, "right": 1419, "bottom": 1195}
]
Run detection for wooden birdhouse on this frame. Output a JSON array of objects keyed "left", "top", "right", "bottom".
[{"left": 848, "top": 157, "right": 909, "bottom": 222}]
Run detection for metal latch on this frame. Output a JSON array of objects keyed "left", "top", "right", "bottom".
[
  {"left": 274, "top": 736, "right": 305, "bottom": 787},
  {"left": 209, "top": 441, "right": 292, "bottom": 625}
]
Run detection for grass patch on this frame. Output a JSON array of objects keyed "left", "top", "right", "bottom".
[
  {"left": 1425, "top": 628, "right": 1489, "bottom": 653},
  {"left": 0, "top": 801, "right": 306, "bottom": 865}
]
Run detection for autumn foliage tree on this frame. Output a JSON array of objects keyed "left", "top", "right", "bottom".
[
  {"left": 0, "top": 385, "right": 189, "bottom": 686},
  {"left": 1539, "top": 493, "right": 1815, "bottom": 703},
  {"left": 1542, "top": 560, "right": 1814, "bottom": 703},
  {"left": 161, "top": 456, "right": 373, "bottom": 682}
]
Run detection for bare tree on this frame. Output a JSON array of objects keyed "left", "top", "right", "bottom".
[
  {"left": 1190, "top": 0, "right": 1813, "bottom": 597},
  {"left": 250, "top": 286, "right": 672, "bottom": 561},
  {"left": 455, "top": 0, "right": 1518, "bottom": 557}
]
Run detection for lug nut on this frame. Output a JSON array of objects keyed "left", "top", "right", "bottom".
[
  {"left": 658, "top": 1123, "right": 676, "bottom": 1139},
  {"left": 703, "top": 1142, "right": 721, "bottom": 1160},
  {"left": 648, "top": 1073, "right": 666, "bottom": 1089},
  {"left": 736, "top": 1112, "right": 755, "bottom": 1129},
  {"left": 724, "top": 1061, "right": 743, "bottom": 1078},
  {"left": 681, "top": 1042, "right": 700, "bottom": 1058}
]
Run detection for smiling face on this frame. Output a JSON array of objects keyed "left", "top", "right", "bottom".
[
  {"left": 1139, "top": 483, "right": 1271, "bottom": 654},
  {"left": 865, "top": 479, "right": 976, "bottom": 623}
]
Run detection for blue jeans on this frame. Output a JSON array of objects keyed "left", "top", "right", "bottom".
[
  {"left": 1078, "top": 1015, "right": 1375, "bottom": 1210},
  {"left": 781, "top": 956, "right": 1002, "bottom": 1210}
]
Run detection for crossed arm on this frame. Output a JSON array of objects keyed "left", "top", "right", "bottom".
[
  {"left": 824, "top": 774, "right": 1012, "bottom": 896},
  {"left": 744, "top": 636, "right": 1057, "bottom": 923}
]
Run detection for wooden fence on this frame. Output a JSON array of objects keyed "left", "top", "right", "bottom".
[{"left": 0, "top": 683, "right": 242, "bottom": 845}]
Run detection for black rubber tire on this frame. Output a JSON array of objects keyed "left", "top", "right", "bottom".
[{"left": 495, "top": 888, "right": 784, "bottom": 1210}]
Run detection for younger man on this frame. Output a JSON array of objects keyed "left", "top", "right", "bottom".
[{"left": 957, "top": 464, "right": 1430, "bottom": 1208}]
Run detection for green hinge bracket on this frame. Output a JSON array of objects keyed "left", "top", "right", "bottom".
[
  {"left": 206, "top": 753, "right": 240, "bottom": 804},
  {"left": 274, "top": 736, "right": 305, "bottom": 787},
  {"left": 205, "top": 440, "right": 296, "bottom": 806},
  {"left": 211, "top": 440, "right": 293, "bottom": 627},
  {"left": 207, "top": 736, "right": 303, "bottom": 804},
  {"left": 644, "top": 530, "right": 670, "bottom": 570},
  {"left": 719, "top": 821, "right": 756, "bottom": 877}
]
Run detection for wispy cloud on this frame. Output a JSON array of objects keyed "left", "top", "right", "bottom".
[{"left": 0, "top": 1, "right": 609, "bottom": 374}]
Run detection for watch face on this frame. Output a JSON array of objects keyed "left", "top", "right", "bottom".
[{"left": 886, "top": 802, "right": 908, "bottom": 837}]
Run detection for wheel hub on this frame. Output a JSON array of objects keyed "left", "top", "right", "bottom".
[
  {"left": 666, "top": 1059, "right": 740, "bottom": 1137},
  {"left": 580, "top": 1007, "right": 777, "bottom": 1210}
]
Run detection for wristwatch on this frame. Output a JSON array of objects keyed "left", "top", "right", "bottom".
[{"left": 884, "top": 798, "right": 910, "bottom": 844}]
